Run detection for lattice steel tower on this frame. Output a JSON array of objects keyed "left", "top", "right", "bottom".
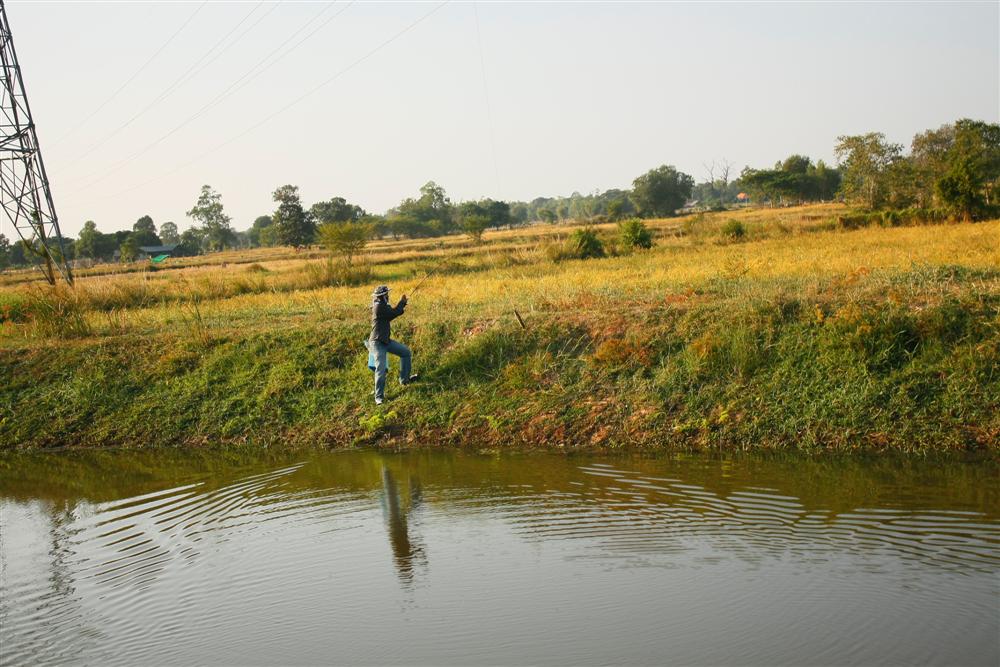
[{"left": 0, "top": 0, "right": 72, "bottom": 285}]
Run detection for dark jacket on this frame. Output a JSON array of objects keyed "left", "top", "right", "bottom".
[{"left": 370, "top": 297, "right": 406, "bottom": 344}]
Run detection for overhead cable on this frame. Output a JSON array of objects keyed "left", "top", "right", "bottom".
[
  {"left": 64, "top": 2, "right": 274, "bottom": 168},
  {"left": 99, "top": 1, "right": 450, "bottom": 203},
  {"left": 52, "top": 1, "right": 208, "bottom": 146},
  {"left": 69, "top": 1, "right": 350, "bottom": 193},
  {"left": 473, "top": 0, "right": 501, "bottom": 195}
]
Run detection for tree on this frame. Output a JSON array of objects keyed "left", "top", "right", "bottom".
[
  {"left": 460, "top": 214, "right": 489, "bottom": 243},
  {"left": 177, "top": 227, "right": 205, "bottom": 257},
  {"left": 459, "top": 199, "right": 510, "bottom": 232},
  {"left": 631, "top": 165, "right": 694, "bottom": 217},
  {"left": 317, "top": 221, "right": 372, "bottom": 263},
  {"left": 187, "top": 185, "right": 235, "bottom": 252},
  {"left": 259, "top": 225, "right": 280, "bottom": 247},
  {"left": 0, "top": 233, "right": 10, "bottom": 272},
  {"left": 133, "top": 215, "right": 156, "bottom": 235},
  {"left": 245, "top": 215, "right": 273, "bottom": 247},
  {"left": 8, "top": 238, "right": 26, "bottom": 267},
  {"left": 394, "top": 181, "right": 455, "bottom": 236},
  {"left": 74, "top": 220, "right": 101, "bottom": 259},
  {"left": 311, "top": 197, "right": 366, "bottom": 224},
  {"left": 272, "top": 185, "right": 316, "bottom": 248},
  {"left": 511, "top": 203, "right": 529, "bottom": 226},
  {"left": 119, "top": 235, "right": 139, "bottom": 262},
  {"left": 159, "top": 221, "right": 180, "bottom": 245},
  {"left": 781, "top": 154, "right": 812, "bottom": 174},
  {"left": 835, "top": 133, "right": 903, "bottom": 209},
  {"left": 935, "top": 119, "right": 1000, "bottom": 219},
  {"left": 131, "top": 215, "right": 160, "bottom": 247},
  {"left": 539, "top": 209, "right": 557, "bottom": 224},
  {"left": 485, "top": 199, "right": 511, "bottom": 228}
]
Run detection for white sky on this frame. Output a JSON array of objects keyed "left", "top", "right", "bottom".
[{"left": 5, "top": 0, "right": 999, "bottom": 237}]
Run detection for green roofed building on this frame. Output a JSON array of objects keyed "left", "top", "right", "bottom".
[{"left": 138, "top": 244, "right": 179, "bottom": 261}]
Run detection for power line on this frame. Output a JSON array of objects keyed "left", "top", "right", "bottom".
[
  {"left": 51, "top": 1, "right": 207, "bottom": 146},
  {"left": 64, "top": 1, "right": 274, "bottom": 168},
  {"left": 473, "top": 0, "right": 501, "bottom": 195},
  {"left": 100, "top": 1, "right": 450, "bottom": 202},
  {"left": 68, "top": 0, "right": 351, "bottom": 193}
]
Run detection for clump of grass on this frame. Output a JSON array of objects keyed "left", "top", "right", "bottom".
[
  {"left": 721, "top": 219, "right": 747, "bottom": 241},
  {"left": 178, "top": 297, "right": 213, "bottom": 348},
  {"left": 571, "top": 227, "right": 605, "bottom": 259},
  {"left": 81, "top": 274, "right": 157, "bottom": 311},
  {"left": 24, "top": 285, "right": 92, "bottom": 338},
  {"left": 540, "top": 229, "right": 606, "bottom": 262},
  {"left": 103, "top": 308, "right": 131, "bottom": 336},
  {"left": 302, "top": 258, "right": 374, "bottom": 289},
  {"left": 245, "top": 263, "right": 270, "bottom": 274},
  {"left": 0, "top": 292, "right": 30, "bottom": 323}
]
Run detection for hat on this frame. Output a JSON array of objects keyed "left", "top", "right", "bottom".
[{"left": 372, "top": 285, "right": 390, "bottom": 298}]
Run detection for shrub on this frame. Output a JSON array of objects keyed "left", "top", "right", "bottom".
[
  {"left": 721, "top": 219, "right": 746, "bottom": 240},
  {"left": 570, "top": 227, "right": 605, "bottom": 259},
  {"left": 880, "top": 210, "right": 902, "bottom": 227},
  {"left": 317, "top": 221, "right": 373, "bottom": 264},
  {"left": 619, "top": 218, "right": 654, "bottom": 250},
  {"left": 837, "top": 213, "right": 873, "bottom": 230},
  {"left": 460, "top": 214, "right": 489, "bottom": 244}
]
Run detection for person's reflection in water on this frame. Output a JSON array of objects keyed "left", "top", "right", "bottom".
[{"left": 380, "top": 467, "right": 425, "bottom": 588}]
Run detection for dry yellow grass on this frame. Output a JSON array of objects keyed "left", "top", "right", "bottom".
[{"left": 1, "top": 204, "right": 998, "bottom": 341}]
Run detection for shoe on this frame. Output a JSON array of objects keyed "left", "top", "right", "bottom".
[
  {"left": 400, "top": 374, "right": 420, "bottom": 386},
  {"left": 375, "top": 397, "right": 384, "bottom": 405}
]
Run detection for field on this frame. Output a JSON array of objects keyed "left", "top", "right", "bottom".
[{"left": 1, "top": 204, "right": 998, "bottom": 451}]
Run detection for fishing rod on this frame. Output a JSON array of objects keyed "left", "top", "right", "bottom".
[{"left": 408, "top": 264, "right": 439, "bottom": 298}]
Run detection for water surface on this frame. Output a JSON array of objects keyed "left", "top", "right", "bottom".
[{"left": 1, "top": 450, "right": 997, "bottom": 666}]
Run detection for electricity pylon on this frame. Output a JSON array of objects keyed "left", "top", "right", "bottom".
[{"left": 0, "top": 0, "right": 72, "bottom": 285}]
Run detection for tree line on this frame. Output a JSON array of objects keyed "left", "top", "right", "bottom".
[{"left": 0, "top": 117, "right": 995, "bottom": 270}]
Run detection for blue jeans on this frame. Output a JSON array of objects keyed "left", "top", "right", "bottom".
[{"left": 371, "top": 339, "right": 412, "bottom": 401}]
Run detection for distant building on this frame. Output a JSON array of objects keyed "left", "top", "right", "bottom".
[{"left": 138, "top": 244, "right": 179, "bottom": 260}]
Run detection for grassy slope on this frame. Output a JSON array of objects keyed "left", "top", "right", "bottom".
[{"left": 1, "top": 205, "right": 998, "bottom": 452}]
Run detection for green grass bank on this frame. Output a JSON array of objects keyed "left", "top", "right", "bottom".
[{"left": 3, "top": 262, "right": 997, "bottom": 453}]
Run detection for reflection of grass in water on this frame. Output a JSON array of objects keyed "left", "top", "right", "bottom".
[
  {"left": 2, "top": 449, "right": 997, "bottom": 524},
  {"left": 1, "top": 204, "right": 998, "bottom": 452}
]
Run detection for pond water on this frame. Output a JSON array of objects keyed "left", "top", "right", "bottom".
[{"left": 1, "top": 449, "right": 997, "bottom": 666}]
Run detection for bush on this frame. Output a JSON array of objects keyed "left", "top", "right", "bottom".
[
  {"left": 721, "top": 219, "right": 746, "bottom": 240},
  {"left": 317, "top": 222, "right": 373, "bottom": 264},
  {"left": 619, "top": 218, "right": 654, "bottom": 250},
  {"left": 837, "top": 213, "right": 874, "bottom": 230},
  {"left": 570, "top": 227, "right": 605, "bottom": 259},
  {"left": 460, "top": 214, "right": 489, "bottom": 244},
  {"left": 880, "top": 210, "right": 902, "bottom": 227}
]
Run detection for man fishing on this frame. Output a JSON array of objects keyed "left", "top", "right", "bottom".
[{"left": 369, "top": 285, "right": 418, "bottom": 405}]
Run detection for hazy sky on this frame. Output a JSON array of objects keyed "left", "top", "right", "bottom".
[{"left": 4, "top": 1, "right": 998, "bottom": 237}]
